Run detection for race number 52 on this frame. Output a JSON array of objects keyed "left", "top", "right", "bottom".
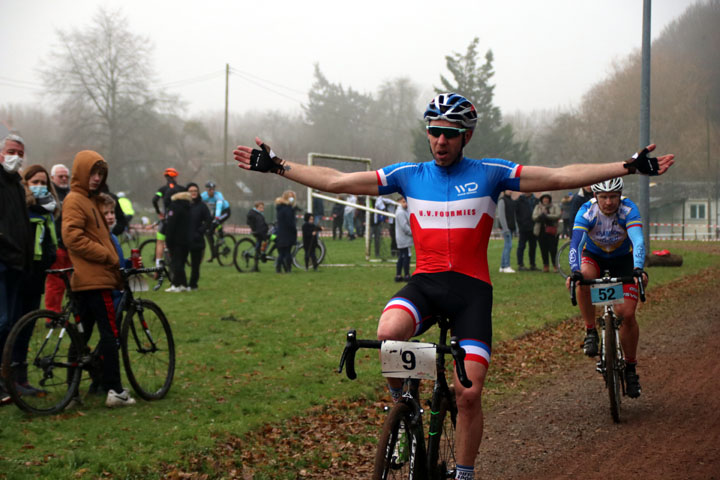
[
  {"left": 380, "top": 341, "right": 437, "bottom": 380},
  {"left": 590, "top": 283, "right": 624, "bottom": 306}
]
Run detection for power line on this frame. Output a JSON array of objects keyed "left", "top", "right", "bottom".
[
  {"left": 229, "top": 69, "right": 306, "bottom": 105},
  {"left": 158, "top": 70, "right": 227, "bottom": 88}
]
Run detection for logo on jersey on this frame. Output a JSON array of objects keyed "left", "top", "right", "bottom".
[
  {"left": 454, "top": 182, "right": 478, "bottom": 196},
  {"left": 408, "top": 197, "right": 495, "bottom": 229}
]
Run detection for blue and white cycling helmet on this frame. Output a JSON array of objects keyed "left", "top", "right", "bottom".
[
  {"left": 591, "top": 178, "right": 624, "bottom": 193},
  {"left": 423, "top": 93, "right": 478, "bottom": 129}
]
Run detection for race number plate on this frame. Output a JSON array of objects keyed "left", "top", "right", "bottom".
[
  {"left": 590, "top": 283, "right": 624, "bottom": 305},
  {"left": 380, "top": 341, "right": 437, "bottom": 380}
]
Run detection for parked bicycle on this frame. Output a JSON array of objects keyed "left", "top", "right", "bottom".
[
  {"left": 205, "top": 220, "right": 236, "bottom": 266},
  {"left": 233, "top": 232, "right": 326, "bottom": 272},
  {"left": 569, "top": 270, "right": 645, "bottom": 423},
  {"left": 338, "top": 317, "right": 472, "bottom": 480},
  {"left": 556, "top": 239, "right": 571, "bottom": 279},
  {"left": 1, "top": 266, "right": 175, "bottom": 415}
]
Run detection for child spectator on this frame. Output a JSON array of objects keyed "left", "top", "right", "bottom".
[
  {"left": 62, "top": 150, "right": 135, "bottom": 408},
  {"left": 301, "top": 212, "right": 322, "bottom": 271}
]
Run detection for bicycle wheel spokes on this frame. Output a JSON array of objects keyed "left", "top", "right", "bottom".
[
  {"left": 374, "top": 403, "right": 421, "bottom": 480},
  {"left": 216, "top": 234, "right": 236, "bottom": 266},
  {"left": 121, "top": 300, "right": 175, "bottom": 400},
  {"left": 233, "top": 237, "right": 256, "bottom": 272},
  {"left": 2, "top": 310, "right": 82, "bottom": 414}
]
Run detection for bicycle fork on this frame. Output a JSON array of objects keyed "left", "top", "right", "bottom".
[{"left": 596, "top": 311, "right": 626, "bottom": 393}]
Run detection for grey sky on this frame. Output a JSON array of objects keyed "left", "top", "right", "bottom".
[{"left": 0, "top": 0, "right": 698, "bottom": 118}]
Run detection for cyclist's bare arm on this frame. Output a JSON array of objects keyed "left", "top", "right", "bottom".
[
  {"left": 233, "top": 137, "right": 379, "bottom": 196},
  {"left": 518, "top": 144, "right": 675, "bottom": 193}
]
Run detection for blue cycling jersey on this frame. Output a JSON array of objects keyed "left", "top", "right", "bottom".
[
  {"left": 377, "top": 157, "right": 522, "bottom": 284},
  {"left": 569, "top": 197, "right": 645, "bottom": 271},
  {"left": 201, "top": 191, "right": 230, "bottom": 217}
]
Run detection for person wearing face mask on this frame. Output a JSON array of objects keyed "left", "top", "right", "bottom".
[
  {"left": 45, "top": 163, "right": 73, "bottom": 313},
  {"left": 9, "top": 165, "right": 61, "bottom": 397},
  {"left": 275, "top": 190, "right": 298, "bottom": 273},
  {"left": 0, "top": 134, "right": 32, "bottom": 404}
]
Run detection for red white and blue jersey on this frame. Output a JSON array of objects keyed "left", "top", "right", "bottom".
[{"left": 377, "top": 157, "right": 522, "bottom": 284}]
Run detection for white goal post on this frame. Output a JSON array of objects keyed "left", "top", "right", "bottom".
[{"left": 306, "top": 153, "right": 396, "bottom": 260}]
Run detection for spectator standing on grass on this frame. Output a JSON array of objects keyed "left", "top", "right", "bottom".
[
  {"left": 275, "top": 190, "right": 298, "bottom": 273},
  {"left": 497, "top": 190, "right": 515, "bottom": 273},
  {"left": 331, "top": 196, "right": 344, "bottom": 240},
  {"left": 516, "top": 191, "right": 538, "bottom": 271},
  {"left": 312, "top": 195, "right": 324, "bottom": 226},
  {"left": 11, "top": 164, "right": 59, "bottom": 398},
  {"left": 532, "top": 192, "right": 561, "bottom": 273},
  {"left": 187, "top": 183, "right": 212, "bottom": 290},
  {"left": 62, "top": 150, "right": 135, "bottom": 407},
  {"left": 45, "top": 164, "right": 72, "bottom": 313},
  {"left": 560, "top": 192, "right": 574, "bottom": 238},
  {"left": 247, "top": 201, "right": 269, "bottom": 272},
  {"left": 164, "top": 190, "right": 193, "bottom": 292},
  {"left": 394, "top": 196, "right": 412, "bottom": 282},
  {"left": 343, "top": 194, "right": 356, "bottom": 240},
  {"left": 0, "top": 134, "right": 32, "bottom": 404},
  {"left": 301, "top": 212, "right": 322, "bottom": 270}
]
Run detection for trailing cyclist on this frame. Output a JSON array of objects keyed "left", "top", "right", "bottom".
[
  {"left": 565, "top": 178, "right": 648, "bottom": 398},
  {"left": 233, "top": 93, "right": 674, "bottom": 480},
  {"left": 202, "top": 181, "right": 231, "bottom": 261},
  {"left": 152, "top": 168, "right": 185, "bottom": 268}
]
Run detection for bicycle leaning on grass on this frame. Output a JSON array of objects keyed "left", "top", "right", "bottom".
[
  {"left": 1, "top": 266, "right": 176, "bottom": 415},
  {"left": 338, "top": 317, "right": 472, "bottom": 480},
  {"left": 569, "top": 270, "right": 645, "bottom": 423}
]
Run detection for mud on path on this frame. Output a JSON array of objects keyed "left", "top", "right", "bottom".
[
  {"left": 477, "top": 266, "right": 720, "bottom": 480},
  {"left": 170, "top": 263, "right": 720, "bottom": 479}
]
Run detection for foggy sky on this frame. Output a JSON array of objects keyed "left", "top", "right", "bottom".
[{"left": 0, "top": 0, "right": 700, "bottom": 118}]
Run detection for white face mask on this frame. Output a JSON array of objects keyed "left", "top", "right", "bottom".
[
  {"left": 288, "top": 197, "right": 295, "bottom": 204},
  {"left": 1, "top": 154, "right": 23, "bottom": 173}
]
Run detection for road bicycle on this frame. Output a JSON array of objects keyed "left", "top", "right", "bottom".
[
  {"left": 556, "top": 239, "right": 571, "bottom": 279},
  {"left": 338, "top": 317, "right": 472, "bottom": 479},
  {"left": 1, "top": 266, "right": 175, "bottom": 415},
  {"left": 233, "top": 233, "right": 326, "bottom": 272},
  {"left": 205, "top": 220, "right": 236, "bottom": 266},
  {"left": 569, "top": 270, "right": 645, "bottom": 423}
]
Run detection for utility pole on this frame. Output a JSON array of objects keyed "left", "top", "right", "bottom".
[
  {"left": 223, "top": 63, "right": 230, "bottom": 180},
  {"left": 638, "top": 0, "right": 652, "bottom": 248}
]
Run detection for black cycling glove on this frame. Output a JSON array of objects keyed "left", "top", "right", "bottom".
[
  {"left": 633, "top": 268, "right": 648, "bottom": 280},
  {"left": 570, "top": 271, "right": 583, "bottom": 282},
  {"left": 623, "top": 147, "right": 660, "bottom": 175},
  {"left": 249, "top": 143, "right": 284, "bottom": 174}
]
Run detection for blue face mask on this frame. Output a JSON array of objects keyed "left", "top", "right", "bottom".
[{"left": 29, "top": 185, "right": 49, "bottom": 198}]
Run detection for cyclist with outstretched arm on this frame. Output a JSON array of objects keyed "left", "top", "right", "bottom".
[
  {"left": 565, "top": 178, "right": 649, "bottom": 398},
  {"left": 233, "top": 93, "right": 674, "bottom": 480}
]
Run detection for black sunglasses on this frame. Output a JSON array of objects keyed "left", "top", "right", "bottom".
[{"left": 426, "top": 126, "right": 467, "bottom": 139}]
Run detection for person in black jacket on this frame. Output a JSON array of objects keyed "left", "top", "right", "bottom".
[
  {"left": 164, "top": 191, "right": 192, "bottom": 292},
  {"left": 569, "top": 185, "right": 594, "bottom": 226},
  {"left": 247, "top": 201, "right": 269, "bottom": 272},
  {"left": 301, "top": 212, "right": 322, "bottom": 270},
  {"left": 186, "top": 183, "right": 211, "bottom": 290},
  {"left": 515, "top": 192, "right": 538, "bottom": 271},
  {"left": 275, "top": 190, "right": 297, "bottom": 273},
  {"left": 0, "top": 134, "right": 32, "bottom": 403}
]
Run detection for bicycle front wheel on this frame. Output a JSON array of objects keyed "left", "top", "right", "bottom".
[
  {"left": 603, "top": 319, "right": 622, "bottom": 423},
  {"left": 233, "top": 237, "right": 256, "bottom": 272},
  {"left": 292, "top": 240, "right": 326, "bottom": 269},
  {"left": 121, "top": 299, "right": 175, "bottom": 400},
  {"left": 374, "top": 402, "right": 425, "bottom": 480},
  {"left": 556, "top": 240, "right": 571, "bottom": 279},
  {"left": 215, "top": 234, "right": 236, "bottom": 266},
  {"left": 426, "top": 389, "right": 457, "bottom": 479},
  {"left": 2, "top": 310, "right": 83, "bottom": 415}
]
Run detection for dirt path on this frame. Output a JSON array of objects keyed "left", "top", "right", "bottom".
[{"left": 477, "top": 266, "right": 720, "bottom": 480}]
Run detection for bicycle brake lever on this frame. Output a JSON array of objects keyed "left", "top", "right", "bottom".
[
  {"left": 338, "top": 330, "right": 359, "bottom": 380},
  {"left": 570, "top": 279, "right": 578, "bottom": 306},
  {"left": 449, "top": 337, "right": 472, "bottom": 389}
]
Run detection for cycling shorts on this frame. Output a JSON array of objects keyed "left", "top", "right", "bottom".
[
  {"left": 581, "top": 251, "right": 639, "bottom": 302},
  {"left": 383, "top": 272, "right": 493, "bottom": 367},
  {"left": 156, "top": 218, "right": 167, "bottom": 241}
]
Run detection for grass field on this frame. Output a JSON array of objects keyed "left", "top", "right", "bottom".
[{"left": 0, "top": 238, "right": 717, "bottom": 479}]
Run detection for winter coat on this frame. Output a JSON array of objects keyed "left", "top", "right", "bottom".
[
  {"left": 247, "top": 208, "right": 269, "bottom": 238},
  {"left": 0, "top": 168, "right": 32, "bottom": 270},
  {"left": 62, "top": 150, "right": 121, "bottom": 291},
  {"left": 394, "top": 205, "right": 413, "bottom": 249},
  {"left": 275, "top": 198, "right": 297, "bottom": 248},
  {"left": 165, "top": 191, "right": 193, "bottom": 249},
  {"left": 515, "top": 194, "right": 537, "bottom": 232},
  {"left": 532, "top": 193, "right": 562, "bottom": 237},
  {"left": 189, "top": 196, "right": 212, "bottom": 250}
]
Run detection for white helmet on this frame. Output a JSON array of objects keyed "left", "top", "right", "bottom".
[{"left": 591, "top": 178, "right": 623, "bottom": 193}]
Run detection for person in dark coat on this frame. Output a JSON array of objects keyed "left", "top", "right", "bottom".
[
  {"left": 247, "top": 200, "right": 269, "bottom": 272},
  {"left": 515, "top": 192, "right": 538, "bottom": 271},
  {"left": 275, "top": 190, "right": 297, "bottom": 273},
  {"left": 164, "top": 191, "right": 193, "bottom": 291},
  {"left": 331, "top": 197, "right": 344, "bottom": 240},
  {"left": 570, "top": 186, "right": 594, "bottom": 225},
  {"left": 186, "top": 183, "right": 211, "bottom": 290}
]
